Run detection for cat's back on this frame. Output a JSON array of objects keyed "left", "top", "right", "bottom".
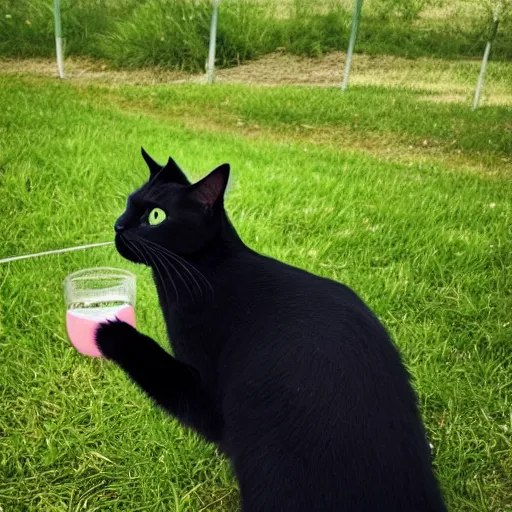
[
  {"left": 226, "top": 252, "right": 390, "bottom": 351},
  {"left": 221, "top": 252, "right": 419, "bottom": 445},
  {"left": 223, "top": 254, "right": 410, "bottom": 409},
  {"left": 218, "top": 254, "right": 446, "bottom": 511}
]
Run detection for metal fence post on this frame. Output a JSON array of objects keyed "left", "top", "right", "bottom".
[
  {"left": 54, "top": 0, "right": 65, "bottom": 79},
  {"left": 206, "top": 0, "right": 220, "bottom": 84},
  {"left": 472, "top": 13, "right": 500, "bottom": 110},
  {"left": 341, "top": 0, "right": 363, "bottom": 91}
]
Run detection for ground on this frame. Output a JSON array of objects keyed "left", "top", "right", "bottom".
[
  {"left": 2, "top": 52, "right": 512, "bottom": 105},
  {"left": 0, "top": 53, "right": 511, "bottom": 511}
]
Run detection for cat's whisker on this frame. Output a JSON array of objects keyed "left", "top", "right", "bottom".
[
  {"left": 125, "top": 236, "right": 176, "bottom": 307},
  {"left": 135, "top": 239, "right": 201, "bottom": 300},
  {"left": 134, "top": 238, "right": 183, "bottom": 306},
  {"left": 150, "top": 249, "right": 185, "bottom": 305},
  {"left": 122, "top": 236, "right": 149, "bottom": 266},
  {"left": 140, "top": 238, "right": 214, "bottom": 300},
  {"left": 141, "top": 245, "right": 180, "bottom": 306},
  {"left": 141, "top": 240, "right": 203, "bottom": 302},
  {"left": 154, "top": 244, "right": 213, "bottom": 291},
  {"left": 139, "top": 237, "right": 207, "bottom": 281}
]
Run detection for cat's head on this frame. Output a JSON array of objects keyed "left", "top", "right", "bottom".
[{"left": 114, "top": 148, "right": 230, "bottom": 265}]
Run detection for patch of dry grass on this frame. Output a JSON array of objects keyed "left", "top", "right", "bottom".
[
  {"left": 0, "top": 58, "right": 193, "bottom": 86},
  {"left": 3, "top": 51, "right": 511, "bottom": 106}
]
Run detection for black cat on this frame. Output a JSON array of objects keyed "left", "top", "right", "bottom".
[{"left": 96, "top": 148, "right": 447, "bottom": 512}]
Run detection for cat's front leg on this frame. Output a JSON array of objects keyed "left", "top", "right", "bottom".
[{"left": 95, "top": 320, "right": 223, "bottom": 442}]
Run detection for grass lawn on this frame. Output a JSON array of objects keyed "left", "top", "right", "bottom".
[{"left": 0, "top": 72, "right": 511, "bottom": 511}]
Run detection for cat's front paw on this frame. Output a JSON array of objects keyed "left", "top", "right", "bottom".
[{"left": 95, "top": 319, "right": 138, "bottom": 361}]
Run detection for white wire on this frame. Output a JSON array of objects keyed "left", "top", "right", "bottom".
[{"left": 0, "top": 242, "right": 114, "bottom": 265}]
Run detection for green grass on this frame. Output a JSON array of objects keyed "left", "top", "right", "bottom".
[
  {"left": 1, "top": 73, "right": 511, "bottom": 511},
  {"left": 1, "top": 0, "right": 512, "bottom": 70},
  {"left": 96, "top": 81, "right": 512, "bottom": 159}
]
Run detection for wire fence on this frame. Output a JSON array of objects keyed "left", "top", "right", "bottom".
[{"left": 2, "top": 0, "right": 511, "bottom": 108}]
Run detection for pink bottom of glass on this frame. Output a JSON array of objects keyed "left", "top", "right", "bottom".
[{"left": 66, "top": 304, "right": 136, "bottom": 358}]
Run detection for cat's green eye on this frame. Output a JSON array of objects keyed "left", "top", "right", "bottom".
[{"left": 148, "top": 207, "right": 166, "bottom": 226}]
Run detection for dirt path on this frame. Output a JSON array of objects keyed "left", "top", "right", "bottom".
[{"left": 2, "top": 52, "right": 511, "bottom": 106}]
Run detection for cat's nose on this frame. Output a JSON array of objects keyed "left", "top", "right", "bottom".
[{"left": 114, "top": 222, "right": 125, "bottom": 234}]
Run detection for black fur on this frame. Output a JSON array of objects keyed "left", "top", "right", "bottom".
[{"left": 96, "top": 148, "right": 447, "bottom": 511}]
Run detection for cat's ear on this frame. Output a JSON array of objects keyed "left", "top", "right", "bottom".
[
  {"left": 141, "top": 147, "right": 190, "bottom": 185},
  {"left": 190, "top": 164, "right": 230, "bottom": 208},
  {"left": 141, "top": 147, "right": 162, "bottom": 176},
  {"left": 161, "top": 157, "right": 190, "bottom": 185}
]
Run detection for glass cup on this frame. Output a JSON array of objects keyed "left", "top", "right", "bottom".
[{"left": 63, "top": 267, "right": 136, "bottom": 357}]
